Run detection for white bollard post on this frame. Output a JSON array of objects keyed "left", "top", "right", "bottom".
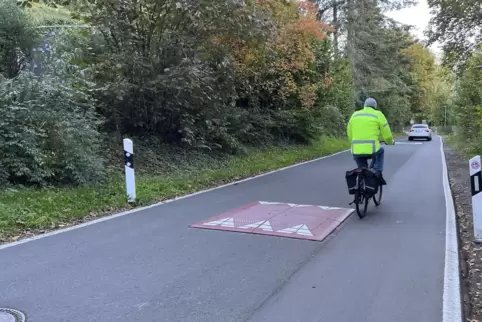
[
  {"left": 470, "top": 155, "right": 482, "bottom": 242},
  {"left": 123, "top": 138, "right": 136, "bottom": 203}
]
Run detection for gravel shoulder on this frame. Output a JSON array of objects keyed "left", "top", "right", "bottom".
[{"left": 444, "top": 144, "right": 482, "bottom": 321}]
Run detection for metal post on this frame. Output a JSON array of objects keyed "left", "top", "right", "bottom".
[
  {"left": 470, "top": 155, "right": 482, "bottom": 242},
  {"left": 123, "top": 138, "right": 136, "bottom": 203},
  {"left": 444, "top": 105, "right": 447, "bottom": 128}
]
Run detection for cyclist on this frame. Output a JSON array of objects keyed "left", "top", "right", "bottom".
[{"left": 346, "top": 97, "right": 394, "bottom": 183}]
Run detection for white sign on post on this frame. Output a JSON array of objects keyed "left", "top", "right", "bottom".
[
  {"left": 470, "top": 155, "right": 482, "bottom": 242},
  {"left": 123, "top": 138, "right": 136, "bottom": 203}
]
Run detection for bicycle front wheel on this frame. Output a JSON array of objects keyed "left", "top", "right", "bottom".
[{"left": 373, "top": 185, "right": 383, "bottom": 206}]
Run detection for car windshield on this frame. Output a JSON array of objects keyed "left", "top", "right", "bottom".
[{"left": 412, "top": 125, "right": 428, "bottom": 128}]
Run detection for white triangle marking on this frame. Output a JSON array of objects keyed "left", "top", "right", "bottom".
[
  {"left": 240, "top": 221, "right": 265, "bottom": 229},
  {"left": 239, "top": 220, "right": 273, "bottom": 231},
  {"left": 204, "top": 217, "right": 234, "bottom": 227},
  {"left": 296, "top": 224, "right": 313, "bottom": 236},
  {"left": 277, "top": 224, "right": 303, "bottom": 234},
  {"left": 204, "top": 218, "right": 230, "bottom": 226},
  {"left": 259, "top": 220, "right": 273, "bottom": 231},
  {"left": 259, "top": 201, "right": 316, "bottom": 208},
  {"left": 220, "top": 218, "right": 234, "bottom": 227},
  {"left": 318, "top": 206, "right": 341, "bottom": 210}
]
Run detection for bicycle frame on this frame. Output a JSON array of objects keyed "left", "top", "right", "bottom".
[
  {"left": 349, "top": 141, "right": 390, "bottom": 218},
  {"left": 351, "top": 156, "right": 382, "bottom": 218}
]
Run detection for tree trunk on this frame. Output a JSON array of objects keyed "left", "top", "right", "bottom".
[
  {"left": 333, "top": 1, "right": 339, "bottom": 57},
  {"left": 345, "top": 0, "right": 357, "bottom": 107}
]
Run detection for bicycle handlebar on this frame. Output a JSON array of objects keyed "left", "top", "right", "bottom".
[{"left": 380, "top": 141, "right": 396, "bottom": 145}]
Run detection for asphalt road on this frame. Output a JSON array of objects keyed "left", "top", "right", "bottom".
[{"left": 0, "top": 136, "right": 446, "bottom": 322}]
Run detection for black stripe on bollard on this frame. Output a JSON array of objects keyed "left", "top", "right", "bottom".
[
  {"left": 471, "top": 172, "right": 482, "bottom": 196},
  {"left": 124, "top": 151, "right": 134, "bottom": 169}
]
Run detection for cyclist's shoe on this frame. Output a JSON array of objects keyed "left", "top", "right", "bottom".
[{"left": 375, "top": 170, "right": 387, "bottom": 185}]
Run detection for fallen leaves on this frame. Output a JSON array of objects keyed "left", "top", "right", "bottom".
[{"left": 445, "top": 145, "right": 482, "bottom": 320}]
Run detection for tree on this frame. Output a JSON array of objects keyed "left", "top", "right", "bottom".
[
  {"left": 402, "top": 42, "right": 437, "bottom": 122},
  {"left": 0, "top": 0, "right": 449, "bottom": 188},
  {"left": 428, "top": 66, "right": 454, "bottom": 126},
  {"left": 69, "top": 0, "right": 272, "bottom": 148},
  {"left": 16, "top": 0, "right": 71, "bottom": 8},
  {"left": 452, "top": 50, "right": 482, "bottom": 141},
  {"left": 310, "top": 0, "right": 416, "bottom": 120},
  {"left": 346, "top": 0, "right": 414, "bottom": 129},
  {"left": 427, "top": 0, "right": 482, "bottom": 71},
  {"left": 0, "top": 0, "right": 37, "bottom": 78},
  {"left": 65, "top": 0, "right": 344, "bottom": 150}
]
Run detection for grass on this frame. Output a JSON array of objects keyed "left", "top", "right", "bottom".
[
  {"left": 0, "top": 136, "right": 350, "bottom": 243},
  {"left": 445, "top": 134, "right": 481, "bottom": 158},
  {"left": 27, "top": 2, "right": 74, "bottom": 26}
]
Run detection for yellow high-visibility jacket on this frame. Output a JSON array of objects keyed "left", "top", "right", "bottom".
[{"left": 347, "top": 107, "right": 394, "bottom": 155}]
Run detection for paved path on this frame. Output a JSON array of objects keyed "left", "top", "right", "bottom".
[{"left": 0, "top": 137, "right": 446, "bottom": 322}]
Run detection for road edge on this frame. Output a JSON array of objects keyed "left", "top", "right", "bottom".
[
  {"left": 0, "top": 148, "right": 351, "bottom": 250},
  {"left": 440, "top": 136, "right": 463, "bottom": 322}
]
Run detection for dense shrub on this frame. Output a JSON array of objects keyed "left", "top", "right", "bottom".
[
  {"left": 0, "top": 20, "right": 106, "bottom": 187},
  {"left": 0, "top": 0, "right": 450, "bottom": 188},
  {"left": 0, "top": 69, "right": 105, "bottom": 186},
  {"left": 69, "top": 0, "right": 341, "bottom": 150},
  {"left": 453, "top": 71, "right": 482, "bottom": 142},
  {"left": 0, "top": 0, "right": 36, "bottom": 78},
  {"left": 440, "top": 50, "right": 482, "bottom": 155},
  {"left": 0, "top": 2, "right": 107, "bottom": 187}
]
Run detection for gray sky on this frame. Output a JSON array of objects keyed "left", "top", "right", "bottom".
[{"left": 386, "top": 0, "right": 443, "bottom": 58}]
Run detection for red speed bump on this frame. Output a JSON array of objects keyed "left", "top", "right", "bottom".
[{"left": 190, "top": 201, "right": 354, "bottom": 241}]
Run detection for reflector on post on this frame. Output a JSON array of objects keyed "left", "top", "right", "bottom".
[
  {"left": 123, "top": 138, "right": 136, "bottom": 203},
  {"left": 470, "top": 155, "right": 482, "bottom": 242}
]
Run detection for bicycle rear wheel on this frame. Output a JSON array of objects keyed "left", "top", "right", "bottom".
[
  {"left": 355, "top": 189, "right": 369, "bottom": 218},
  {"left": 373, "top": 184, "right": 383, "bottom": 206}
]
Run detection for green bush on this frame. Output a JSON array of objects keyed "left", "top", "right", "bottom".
[
  {"left": 0, "top": 68, "right": 105, "bottom": 186},
  {"left": 316, "top": 105, "right": 347, "bottom": 137},
  {"left": 0, "top": 6, "right": 108, "bottom": 187},
  {"left": 66, "top": 0, "right": 350, "bottom": 152},
  {"left": 0, "top": 0, "right": 37, "bottom": 78},
  {"left": 452, "top": 51, "right": 482, "bottom": 144}
]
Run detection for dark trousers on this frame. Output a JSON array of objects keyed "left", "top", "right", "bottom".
[{"left": 353, "top": 147, "right": 385, "bottom": 172}]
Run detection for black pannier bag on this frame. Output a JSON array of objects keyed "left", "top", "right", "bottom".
[
  {"left": 345, "top": 169, "right": 358, "bottom": 195},
  {"left": 362, "top": 168, "right": 379, "bottom": 197}
]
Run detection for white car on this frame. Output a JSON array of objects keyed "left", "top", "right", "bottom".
[{"left": 408, "top": 124, "right": 432, "bottom": 141}]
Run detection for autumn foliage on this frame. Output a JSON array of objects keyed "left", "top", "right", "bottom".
[
  {"left": 3, "top": 0, "right": 353, "bottom": 169},
  {"left": 229, "top": 0, "right": 336, "bottom": 112}
]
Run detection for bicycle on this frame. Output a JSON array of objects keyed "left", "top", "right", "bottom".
[
  {"left": 349, "top": 156, "right": 383, "bottom": 218},
  {"left": 346, "top": 141, "right": 392, "bottom": 219}
]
